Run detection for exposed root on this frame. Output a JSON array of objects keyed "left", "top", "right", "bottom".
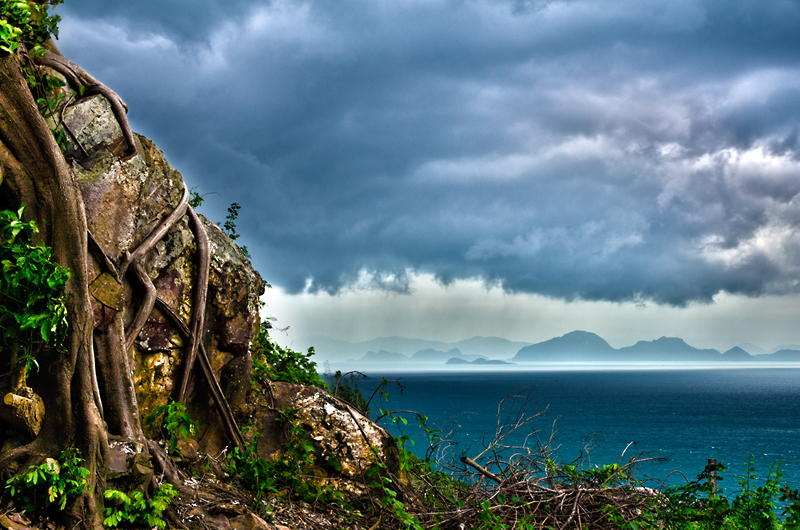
[
  {"left": 146, "top": 439, "right": 186, "bottom": 491},
  {"left": 120, "top": 186, "right": 189, "bottom": 276},
  {"left": 124, "top": 260, "right": 157, "bottom": 353},
  {"left": 154, "top": 298, "right": 244, "bottom": 451},
  {"left": 175, "top": 206, "right": 209, "bottom": 404},
  {"left": 197, "top": 343, "right": 244, "bottom": 451},
  {"left": 0, "top": 442, "right": 34, "bottom": 479},
  {"left": 36, "top": 45, "right": 137, "bottom": 159}
]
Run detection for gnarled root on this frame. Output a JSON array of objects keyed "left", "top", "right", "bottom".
[
  {"left": 35, "top": 44, "right": 137, "bottom": 159},
  {"left": 174, "top": 206, "right": 209, "bottom": 403}
]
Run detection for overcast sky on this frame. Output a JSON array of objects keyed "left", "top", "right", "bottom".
[{"left": 57, "top": 0, "right": 800, "bottom": 351}]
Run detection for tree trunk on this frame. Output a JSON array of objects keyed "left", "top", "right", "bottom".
[{"left": 0, "top": 52, "right": 107, "bottom": 529}]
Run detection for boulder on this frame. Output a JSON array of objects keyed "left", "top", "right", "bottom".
[
  {"left": 62, "top": 93, "right": 264, "bottom": 447},
  {"left": 245, "top": 382, "right": 399, "bottom": 487}
]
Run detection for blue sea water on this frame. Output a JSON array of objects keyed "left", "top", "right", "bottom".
[{"left": 353, "top": 367, "right": 800, "bottom": 492}]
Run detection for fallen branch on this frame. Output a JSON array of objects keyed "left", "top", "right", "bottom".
[{"left": 460, "top": 456, "right": 501, "bottom": 484}]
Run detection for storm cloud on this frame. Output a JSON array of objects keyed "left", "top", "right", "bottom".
[{"left": 57, "top": 0, "right": 800, "bottom": 305}]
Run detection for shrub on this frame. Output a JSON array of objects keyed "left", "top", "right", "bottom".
[
  {"left": 250, "top": 322, "right": 326, "bottom": 388},
  {"left": 145, "top": 399, "right": 197, "bottom": 457},
  {"left": 0, "top": 206, "right": 70, "bottom": 379},
  {"left": 103, "top": 484, "right": 177, "bottom": 529},
  {"left": 5, "top": 448, "right": 89, "bottom": 514}
]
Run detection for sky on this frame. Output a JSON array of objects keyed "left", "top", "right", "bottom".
[{"left": 55, "top": 0, "right": 800, "bottom": 352}]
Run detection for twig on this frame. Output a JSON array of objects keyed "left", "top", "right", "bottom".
[{"left": 460, "top": 456, "right": 501, "bottom": 484}]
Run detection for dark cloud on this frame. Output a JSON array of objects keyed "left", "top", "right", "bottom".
[{"left": 56, "top": 0, "right": 800, "bottom": 304}]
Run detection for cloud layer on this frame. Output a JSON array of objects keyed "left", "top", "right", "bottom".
[{"left": 58, "top": 0, "right": 800, "bottom": 305}]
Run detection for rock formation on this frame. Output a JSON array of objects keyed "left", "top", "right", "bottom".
[{"left": 1, "top": 84, "right": 398, "bottom": 528}]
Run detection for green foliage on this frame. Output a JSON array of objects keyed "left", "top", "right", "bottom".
[
  {"left": 606, "top": 457, "right": 800, "bottom": 530},
  {"left": 27, "top": 66, "right": 68, "bottom": 150},
  {"left": 250, "top": 322, "right": 327, "bottom": 388},
  {"left": 366, "top": 446, "right": 423, "bottom": 530},
  {"left": 222, "top": 201, "right": 250, "bottom": 257},
  {"left": 224, "top": 412, "right": 343, "bottom": 510},
  {"left": 0, "top": 205, "right": 70, "bottom": 374},
  {"left": 145, "top": 399, "right": 197, "bottom": 456},
  {"left": 0, "top": 1, "right": 65, "bottom": 147},
  {"left": 188, "top": 186, "right": 204, "bottom": 208},
  {"left": 223, "top": 202, "right": 241, "bottom": 241},
  {"left": 5, "top": 448, "right": 89, "bottom": 514},
  {"left": 327, "top": 370, "right": 370, "bottom": 413},
  {"left": 555, "top": 459, "right": 633, "bottom": 488},
  {"left": 103, "top": 484, "right": 177, "bottom": 529},
  {"left": 0, "top": 0, "right": 29, "bottom": 54},
  {"left": 729, "top": 457, "right": 783, "bottom": 529},
  {"left": 476, "top": 498, "right": 509, "bottom": 529},
  {"left": 0, "top": 0, "right": 61, "bottom": 55}
]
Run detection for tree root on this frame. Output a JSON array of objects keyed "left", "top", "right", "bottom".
[
  {"left": 124, "top": 260, "right": 157, "bottom": 353},
  {"left": 120, "top": 186, "right": 189, "bottom": 276},
  {"left": 196, "top": 343, "right": 245, "bottom": 451},
  {"left": 155, "top": 298, "right": 244, "bottom": 452},
  {"left": 0, "top": 442, "right": 34, "bottom": 479},
  {"left": 146, "top": 439, "right": 184, "bottom": 486},
  {"left": 121, "top": 186, "right": 188, "bottom": 350},
  {"left": 36, "top": 45, "right": 137, "bottom": 159},
  {"left": 175, "top": 206, "right": 209, "bottom": 403}
]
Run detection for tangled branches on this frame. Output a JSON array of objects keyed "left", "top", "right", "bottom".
[{"left": 366, "top": 386, "right": 666, "bottom": 530}]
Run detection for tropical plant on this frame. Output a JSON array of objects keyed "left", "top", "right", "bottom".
[
  {"left": 0, "top": 205, "right": 69, "bottom": 385},
  {"left": 103, "top": 484, "right": 177, "bottom": 529},
  {"left": 250, "top": 322, "right": 327, "bottom": 388},
  {"left": 5, "top": 448, "right": 89, "bottom": 514},
  {"left": 145, "top": 399, "right": 198, "bottom": 457}
]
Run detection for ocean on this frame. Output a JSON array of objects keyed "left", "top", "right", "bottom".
[{"left": 346, "top": 367, "right": 800, "bottom": 492}]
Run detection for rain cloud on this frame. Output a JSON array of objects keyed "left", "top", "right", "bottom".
[{"left": 57, "top": 0, "right": 800, "bottom": 305}]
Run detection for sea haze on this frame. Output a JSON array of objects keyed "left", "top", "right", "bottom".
[
  {"left": 351, "top": 368, "right": 800, "bottom": 490},
  {"left": 305, "top": 331, "right": 800, "bottom": 368}
]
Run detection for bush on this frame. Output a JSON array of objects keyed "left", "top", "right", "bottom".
[
  {"left": 5, "top": 448, "right": 88, "bottom": 514},
  {"left": 103, "top": 484, "right": 177, "bottom": 529},
  {"left": 250, "top": 322, "right": 327, "bottom": 388},
  {"left": 0, "top": 206, "right": 70, "bottom": 378},
  {"left": 224, "top": 411, "right": 343, "bottom": 509},
  {"left": 326, "top": 369, "right": 370, "bottom": 413}
]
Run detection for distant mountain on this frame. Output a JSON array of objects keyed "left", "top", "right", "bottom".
[
  {"left": 722, "top": 346, "right": 752, "bottom": 361},
  {"left": 410, "top": 348, "right": 481, "bottom": 363},
  {"left": 445, "top": 357, "right": 511, "bottom": 365},
  {"left": 618, "top": 337, "right": 721, "bottom": 361},
  {"left": 765, "top": 349, "right": 800, "bottom": 361},
  {"left": 737, "top": 342, "right": 766, "bottom": 355},
  {"left": 356, "top": 350, "right": 409, "bottom": 363},
  {"left": 298, "top": 332, "right": 800, "bottom": 367},
  {"left": 769, "top": 345, "right": 800, "bottom": 354},
  {"left": 299, "top": 335, "right": 450, "bottom": 360},
  {"left": 470, "top": 358, "right": 512, "bottom": 365},
  {"left": 512, "top": 331, "right": 615, "bottom": 362},
  {"left": 296, "top": 334, "right": 527, "bottom": 362},
  {"left": 445, "top": 357, "right": 470, "bottom": 365},
  {"left": 451, "top": 336, "right": 532, "bottom": 358},
  {"left": 513, "top": 332, "right": 724, "bottom": 363}
]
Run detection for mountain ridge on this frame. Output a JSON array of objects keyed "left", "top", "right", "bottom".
[{"left": 295, "top": 332, "right": 800, "bottom": 365}]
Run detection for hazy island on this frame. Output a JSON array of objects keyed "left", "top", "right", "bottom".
[{"left": 293, "top": 331, "right": 800, "bottom": 367}]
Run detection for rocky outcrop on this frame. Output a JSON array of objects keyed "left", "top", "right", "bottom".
[
  {"left": 52, "top": 91, "right": 397, "bottom": 498},
  {"left": 245, "top": 382, "right": 398, "bottom": 489},
  {"left": 61, "top": 93, "right": 263, "bottom": 447}
]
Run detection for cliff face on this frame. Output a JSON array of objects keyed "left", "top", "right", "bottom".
[
  {"left": 55, "top": 92, "right": 396, "bottom": 489},
  {"left": 62, "top": 93, "right": 262, "bottom": 448}
]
